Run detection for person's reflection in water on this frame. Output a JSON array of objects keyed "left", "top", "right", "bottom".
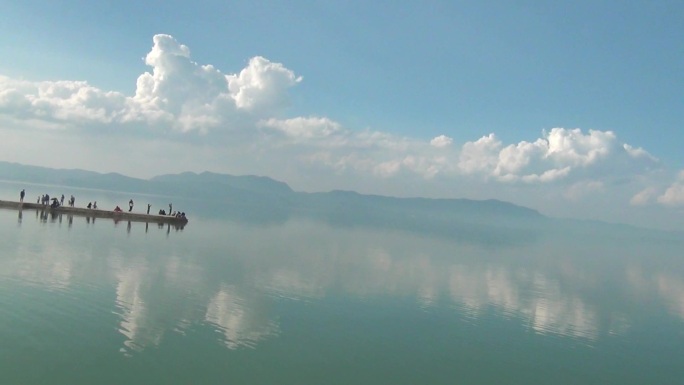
[
  {"left": 68, "top": 215, "right": 73, "bottom": 229},
  {"left": 145, "top": 222, "right": 149, "bottom": 233},
  {"left": 17, "top": 210, "right": 22, "bottom": 225},
  {"left": 127, "top": 221, "right": 131, "bottom": 234},
  {"left": 166, "top": 223, "right": 170, "bottom": 236},
  {"left": 58, "top": 213, "right": 62, "bottom": 224},
  {"left": 86, "top": 216, "right": 91, "bottom": 224}
]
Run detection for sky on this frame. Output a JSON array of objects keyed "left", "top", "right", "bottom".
[{"left": 0, "top": 0, "right": 682, "bottom": 230}]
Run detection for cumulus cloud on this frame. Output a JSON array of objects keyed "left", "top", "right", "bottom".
[
  {"left": 456, "top": 128, "right": 657, "bottom": 184},
  {"left": 0, "top": 34, "right": 665, "bottom": 204},
  {"left": 258, "top": 116, "right": 344, "bottom": 141},
  {"left": 630, "top": 187, "right": 658, "bottom": 206},
  {"left": 0, "top": 76, "right": 128, "bottom": 125},
  {"left": 545, "top": 128, "right": 615, "bottom": 166},
  {"left": 657, "top": 171, "right": 684, "bottom": 206},
  {"left": 628, "top": 170, "right": 684, "bottom": 207},
  {"left": 228, "top": 56, "right": 302, "bottom": 112},
  {"left": 430, "top": 135, "right": 453, "bottom": 148},
  {"left": 0, "top": 34, "right": 301, "bottom": 133},
  {"left": 624, "top": 144, "right": 658, "bottom": 162},
  {"left": 458, "top": 133, "right": 501, "bottom": 175}
]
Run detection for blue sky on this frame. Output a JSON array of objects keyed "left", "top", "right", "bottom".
[{"left": 0, "top": 1, "right": 682, "bottom": 229}]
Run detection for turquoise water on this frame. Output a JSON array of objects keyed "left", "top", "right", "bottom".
[{"left": 0, "top": 181, "right": 683, "bottom": 384}]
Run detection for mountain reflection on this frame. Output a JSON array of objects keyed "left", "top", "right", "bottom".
[{"left": 1, "top": 209, "right": 683, "bottom": 354}]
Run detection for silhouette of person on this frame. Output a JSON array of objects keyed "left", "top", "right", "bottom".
[
  {"left": 129, "top": 199, "right": 134, "bottom": 212},
  {"left": 147, "top": 203, "right": 151, "bottom": 214},
  {"left": 20, "top": 189, "right": 25, "bottom": 202}
]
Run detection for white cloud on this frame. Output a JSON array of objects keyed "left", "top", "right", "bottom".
[
  {"left": 455, "top": 128, "right": 657, "bottom": 184},
  {"left": 0, "top": 35, "right": 657, "bottom": 187},
  {"left": 228, "top": 56, "right": 302, "bottom": 112},
  {"left": 458, "top": 133, "right": 501, "bottom": 175},
  {"left": 545, "top": 128, "right": 615, "bottom": 166},
  {"left": 374, "top": 159, "right": 403, "bottom": 177},
  {"left": 657, "top": 171, "right": 684, "bottom": 206},
  {"left": 630, "top": 187, "right": 658, "bottom": 206},
  {"left": 0, "top": 34, "right": 302, "bottom": 134},
  {"left": 0, "top": 76, "right": 128, "bottom": 125},
  {"left": 624, "top": 144, "right": 658, "bottom": 162},
  {"left": 430, "top": 135, "right": 453, "bottom": 148},
  {"left": 258, "top": 116, "right": 343, "bottom": 141},
  {"left": 0, "top": 33, "right": 672, "bottom": 226}
]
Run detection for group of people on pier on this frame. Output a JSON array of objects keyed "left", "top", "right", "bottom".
[
  {"left": 156, "top": 202, "right": 185, "bottom": 218},
  {"left": 33, "top": 192, "right": 75, "bottom": 208},
  {"left": 20, "top": 189, "right": 185, "bottom": 219}
]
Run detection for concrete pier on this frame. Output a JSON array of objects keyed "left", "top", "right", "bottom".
[{"left": 0, "top": 200, "right": 189, "bottom": 225}]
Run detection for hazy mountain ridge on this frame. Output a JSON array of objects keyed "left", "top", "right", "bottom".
[
  {"left": 0, "top": 161, "right": 540, "bottom": 219},
  {"left": 0, "top": 161, "right": 548, "bottom": 242},
  {"left": 5, "top": 161, "right": 678, "bottom": 244},
  {"left": 151, "top": 171, "right": 293, "bottom": 195},
  {"left": 0, "top": 162, "right": 102, "bottom": 185}
]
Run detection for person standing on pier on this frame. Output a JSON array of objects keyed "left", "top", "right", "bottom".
[
  {"left": 93, "top": 201, "right": 97, "bottom": 209},
  {"left": 60, "top": 194, "right": 64, "bottom": 206},
  {"left": 70, "top": 195, "right": 75, "bottom": 207},
  {"left": 147, "top": 204, "right": 151, "bottom": 214},
  {"left": 169, "top": 203, "right": 172, "bottom": 215},
  {"left": 20, "top": 189, "right": 25, "bottom": 202},
  {"left": 129, "top": 199, "right": 134, "bottom": 212}
]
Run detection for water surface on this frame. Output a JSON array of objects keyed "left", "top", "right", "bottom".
[{"left": 0, "top": 181, "right": 683, "bottom": 384}]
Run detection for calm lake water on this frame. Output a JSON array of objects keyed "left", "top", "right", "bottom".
[{"left": 0, "top": 180, "right": 683, "bottom": 384}]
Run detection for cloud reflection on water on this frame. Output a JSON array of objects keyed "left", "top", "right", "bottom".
[
  {"left": 447, "top": 266, "right": 600, "bottom": 340},
  {"left": 115, "top": 266, "right": 163, "bottom": 353},
  {"left": 205, "top": 285, "right": 280, "bottom": 350},
  {"left": 1, "top": 209, "right": 683, "bottom": 355},
  {"left": 656, "top": 275, "right": 684, "bottom": 320},
  {"left": 627, "top": 265, "right": 684, "bottom": 321}
]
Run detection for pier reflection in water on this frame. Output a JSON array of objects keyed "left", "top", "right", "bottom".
[{"left": 16, "top": 208, "right": 185, "bottom": 233}]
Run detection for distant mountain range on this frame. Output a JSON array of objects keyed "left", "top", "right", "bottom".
[
  {"left": 0, "top": 161, "right": 569, "bottom": 243},
  {"left": 2, "top": 160, "right": 676, "bottom": 244},
  {"left": 0, "top": 161, "right": 539, "bottom": 212}
]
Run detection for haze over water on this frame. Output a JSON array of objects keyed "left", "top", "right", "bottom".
[{"left": 0, "top": 181, "right": 683, "bottom": 384}]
